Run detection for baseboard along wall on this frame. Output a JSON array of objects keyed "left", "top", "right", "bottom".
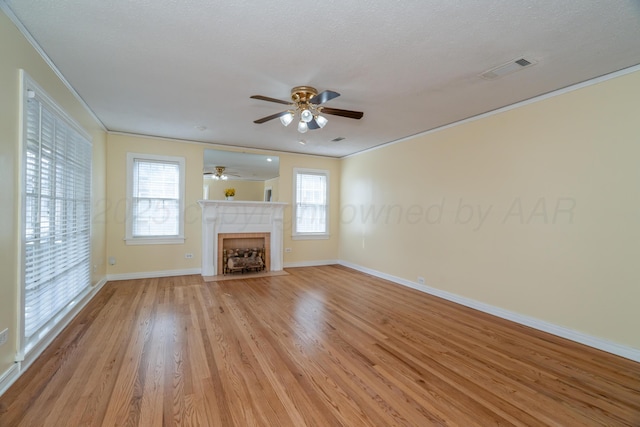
[
  {"left": 338, "top": 260, "right": 640, "bottom": 363},
  {"left": 3, "top": 260, "right": 638, "bottom": 398}
]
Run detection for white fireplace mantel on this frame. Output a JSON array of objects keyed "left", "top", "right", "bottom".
[{"left": 198, "top": 200, "right": 288, "bottom": 276}]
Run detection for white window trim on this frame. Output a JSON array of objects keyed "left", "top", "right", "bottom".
[
  {"left": 19, "top": 70, "right": 93, "bottom": 358},
  {"left": 125, "top": 152, "right": 186, "bottom": 245},
  {"left": 292, "top": 167, "right": 330, "bottom": 240}
]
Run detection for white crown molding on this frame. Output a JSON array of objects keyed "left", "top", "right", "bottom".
[
  {"left": 345, "top": 63, "right": 640, "bottom": 159},
  {"left": 108, "top": 131, "right": 341, "bottom": 159},
  {"left": 0, "top": 1, "right": 106, "bottom": 131},
  {"left": 338, "top": 260, "right": 640, "bottom": 363}
]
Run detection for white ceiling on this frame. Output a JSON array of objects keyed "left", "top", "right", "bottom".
[{"left": 4, "top": 0, "right": 640, "bottom": 157}]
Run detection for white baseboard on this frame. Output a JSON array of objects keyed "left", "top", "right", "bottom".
[
  {"left": 3, "top": 262, "right": 636, "bottom": 400},
  {"left": 0, "top": 276, "right": 108, "bottom": 397},
  {"left": 106, "top": 268, "right": 201, "bottom": 282},
  {"left": 0, "top": 362, "right": 20, "bottom": 397},
  {"left": 19, "top": 277, "right": 109, "bottom": 364},
  {"left": 339, "top": 260, "right": 640, "bottom": 363},
  {"left": 284, "top": 259, "right": 339, "bottom": 268}
]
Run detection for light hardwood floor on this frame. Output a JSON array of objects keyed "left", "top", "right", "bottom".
[{"left": 1, "top": 265, "right": 639, "bottom": 426}]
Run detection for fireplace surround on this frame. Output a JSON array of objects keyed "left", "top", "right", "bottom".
[{"left": 198, "top": 200, "right": 287, "bottom": 276}]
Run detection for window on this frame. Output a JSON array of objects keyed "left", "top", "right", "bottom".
[
  {"left": 126, "top": 153, "right": 185, "bottom": 245},
  {"left": 21, "top": 72, "right": 92, "bottom": 354},
  {"left": 293, "top": 168, "right": 329, "bottom": 239}
]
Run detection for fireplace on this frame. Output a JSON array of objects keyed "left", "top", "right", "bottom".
[
  {"left": 198, "top": 200, "right": 287, "bottom": 276},
  {"left": 218, "top": 232, "right": 270, "bottom": 274}
]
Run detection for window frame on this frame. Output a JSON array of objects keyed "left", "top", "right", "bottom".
[
  {"left": 292, "top": 167, "right": 330, "bottom": 240},
  {"left": 125, "top": 152, "right": 186, "bottom": 245},
  {"left": 19, "top": 71, "right": 93, "bottom": 357}
]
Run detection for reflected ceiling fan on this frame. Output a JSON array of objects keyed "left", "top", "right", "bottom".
[
  {"left": 203, "top": 166, "right": 238, "bottom": 180},
  {"left": 251, "top": 86, "right": 363, "bottom": 133}
]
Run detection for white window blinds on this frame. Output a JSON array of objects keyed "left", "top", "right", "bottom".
[
  {"left": 294, "top": 169, "right": 329, "bottom": 235},
  {"left": 126, "top": 153, "right": 185, "bottom": 244},
  {"left": 132, "top": 159, "right": 180, "bottom": 237},
  {"left": 23, "top": 85, "right": 92, "bottom": 346}
]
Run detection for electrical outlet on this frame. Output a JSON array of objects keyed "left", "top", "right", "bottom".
[
  {"left": 93, "top": 264, "right": 97, "bottom": 273},
  {"left": 417, "top": 277, "right": 425, "bottom": 285},
  {"left": 108, "top": 256, "right": 116, "bottom": 265},
  {"left": 185, "top": 253, "right": 194, "bottom": 259},
  {"left": 0, "top": 328, "right": 8, "bottom": 346},
  {"left": 285, "top": 248, "right": 292, "bottom": 253}
]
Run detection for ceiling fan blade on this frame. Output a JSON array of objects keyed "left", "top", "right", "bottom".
[
  {"left": 307, "top": 119, "right": 320, "bottom": 130},
  {"left": 320, "top": 107, "right": 364, "bottom": 120},
  {"left": 311, "top": 90, "right": 340, "bottom": 105},
  {"left": 253, "top": 111, "right": 290, "bottom": 124},
  {"left": 250, "top": 95, "right": 291, "bottom": 105}
]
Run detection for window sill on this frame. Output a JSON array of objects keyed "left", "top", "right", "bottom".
[
  {"left": 291, "top": 234, "right": 330, "bottom": 241},
  {"left": 125, "top": 236, "right": 185, "bottom": 245}
]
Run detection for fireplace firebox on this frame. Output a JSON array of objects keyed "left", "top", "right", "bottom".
[{"left": 218, "top": 232, "right": 269, "bottom": 274}]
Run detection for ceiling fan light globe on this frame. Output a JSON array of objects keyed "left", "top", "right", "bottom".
[
  {"left": 280, "top": 112, "right": 294, "bottom": 126},
  {"left": 300, "top": 109, "right": 313, "bottom": 123},
  {"left": 222, "top": 175, "right": 228, "bottom": 180},
  {"left": 298, "top": 120, "right": 308, "bottom": 133},
  {"left": 316, "top": 115, "right": 328, "bottom": 128}
]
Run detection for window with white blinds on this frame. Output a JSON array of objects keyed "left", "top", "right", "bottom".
[
  {"left": 293, "top": 168, "right": 329, "bottom": 239},
  {"left": 22, "top": 78, "right": 92, "bottom": 351},
  {"left": 125, "top": 153, "right": 185, "bottom": 245}
]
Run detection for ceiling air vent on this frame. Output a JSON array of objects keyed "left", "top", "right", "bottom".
[
  {"left": 515, "top": 58, "right": 532, "bottom": 67},
  {"left": 331, "top": 137, "right": 346, "bottom": 142},
  {"left": 481, "top": 57, "right": 536, "bottom": 79}
]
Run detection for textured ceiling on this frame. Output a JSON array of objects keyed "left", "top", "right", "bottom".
[{"left": 4, "top": 0, "right": 640, "bottom": 157}]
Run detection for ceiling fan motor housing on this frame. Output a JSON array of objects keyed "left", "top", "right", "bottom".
[
  {"left": 251, "top": 86, "right": 363, "bottom": 126},
  {"left": 291, "top": 86, "right": 318, "bottom": 104}
]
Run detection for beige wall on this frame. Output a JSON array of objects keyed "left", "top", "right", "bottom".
[
  {"left": 0, "top": 10, "right": 107, "bottom": 376},
  {"left": 279, "top": 154, "right": 341, "bottom": 265},
  {"left": 105, "top": 134, "right": 341, "bottom": 274},
  {"left": 340, "top": 70, "right": 640, "bottom": 350},
  {"left": 205, "top": 178, "right": 264, "bottom": 201},
  {"left": 264, "top": 177, "right": 279, "bottom": 202},
  {"left": 5, "top": 1, "right": 634, "bottom": 380},
  {"left": 105, "top": 134, "right": 204, "bottom": 275},
  {"left": 203, "top": 167, "right": 280, "bottom": 203}
]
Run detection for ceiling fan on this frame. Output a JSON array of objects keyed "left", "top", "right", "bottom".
[
  {"left": 203, "top": 166, "right": 238, "bottom": 180},
  {"left": 251, "top": 86, "right": 364, "bottom": 133}
]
